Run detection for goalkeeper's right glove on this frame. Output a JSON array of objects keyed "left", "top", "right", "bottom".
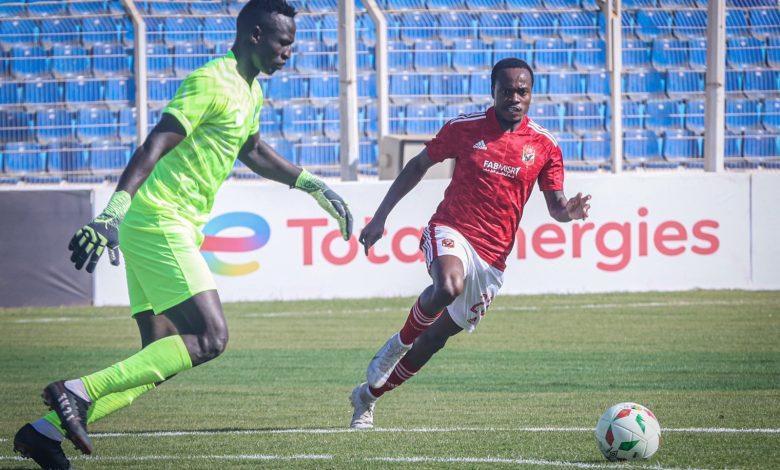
[{"left": 68, "top": 191, "right": 131, "bottom": 273}]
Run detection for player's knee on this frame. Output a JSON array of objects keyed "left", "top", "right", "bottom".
[
  {"left": 432, "top": 277, "right": 464, "bottom": 305},
  {"left": 197, "top": 329, "right": 229, "bottom": 363}
]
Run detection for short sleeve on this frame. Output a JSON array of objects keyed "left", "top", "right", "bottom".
[
  {"left": 424, "top": 120, "right": 458, "bottom": 163},
  {"left": 537, "top": 144, "right": 564, "bottom": 191},
  {"left": 163, "top": 71, "right": 222, "bottom": 135}
]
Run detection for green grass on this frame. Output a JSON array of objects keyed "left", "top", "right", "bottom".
[{"left": 1, "top": 290, "right": 779, "bottom": 469}]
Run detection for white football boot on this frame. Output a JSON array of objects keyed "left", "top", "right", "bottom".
[
  {"left": 349, "top": 383, "right": 376, "bottom": 429},
  {"left": 366, "top": 332, "right": 412, "bottom": 388}
]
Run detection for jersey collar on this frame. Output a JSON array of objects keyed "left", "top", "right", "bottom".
[{"left": 487, "top": 106, "right": 530, "bottom": 134}]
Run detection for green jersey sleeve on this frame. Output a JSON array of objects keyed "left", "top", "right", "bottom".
[{"left": 163, "top": 70, "right": 224, "bottom": 135}]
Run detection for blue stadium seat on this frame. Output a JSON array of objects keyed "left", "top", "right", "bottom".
[
  {"left": 52, "top": 46, "right": 90, "bottom": 79},
  {"left": 622, "top": 100, "right": 644, "bottom": 129},
  {"left": 147, "top": 44, "right": 173, "bottom": 77},
  {"left": 359, "top": 140, "right": 378, "bottom": 174},
  {"left": 673, "top": 10, "right": 706, "bottom": 40},
  {"left": 27, "top": 1, "right": 68, "bottom": 17},
  {"left": 48, "top": 145, "right": 89, "bottom": 173},
  {"left": 0, "top": 111, "right": 32, "bottom": 143},
  {"left": 439, "top": 12, "right": 477, "bottom": 44},
  {"left": 321, "top": 15, "right": 338, "bottom": 47},
  {"left": 65, "top": 79, "right": 103, "bottom": 104},
  {"left": 294, "top": 15, "right": 320, "bottom": 43},
  {"left": 308, "top": 0, "right": 338, "bottom": 13},
  {"left": 309, "top": 74, "right": 339, "bottom": 103},
  {"left": 356, "top": 42, "right": 375, "bottom": 70},
  {"left": 659, "top": 0, "right": 697, "bottom": 7},
  {"left": 727, "top": 0, "right": 776, "bottom": 6},
  {"left": 389, "top": 73, "right": 429, "bottom": 104},
  {"left": 492, "top": 38, "right": 533, "bottom": 66},
  {"left": 297, "top": 135, "right": 338, "bottom": 167},
  {"left": 636, "top": 11, "right": 672, "bottom": 41},
  {"left": 3, "top": 142, "right": 45, "bottom": 174},
  {"left": 118, "top": 108, "right": 137, "bottom": 143},
  {"left": 478, "top": 13, "right": 517, "bottom": 43},
  {"left": 565, "top": 101, "right": 605, "bottom": 134},
  {"left": 89, "top": 141, "right": 131, "bottom": 171},
  {"left": 544, "top": 0, "right": 581, "bottom": 9},
  {"left": 362, "top": 104, "right": 377, "bottom": 137},
  {"left": 724, "top": 132, "right": 742, "bottom": 159},
  {"left": 625, "top": 69, "right": 664, "bottom": 100},
  {"left": 743, "top": 131, "right": 779, "bottom": 159},
  {"left": 93, "top": 44, "right": 130, "bottom": 77},
  {"left": 381, "top": 0, "right": 426, "bottom": 10},
  {"left": 105, "top": 79, "right": 134, "bottom": 108},
  {"left": 623, "top": 129, "right": 661, "bottom": 161},
  {"left": 0, "top": 83, "right": 21, "bottom": 105},
  {"left": 295, "top": 42, "right": 335, "bottom": 73},
  {"left": 547, "top": 73, "right": 584, "bottom": 99},
  {"left": 202, "top": 17, "right": 233, "bottom": 48},
  {"left": 529, "top": 102, "right": 563, "bottom": 133},
  {"left": 622, "top": 39, "right": 651, "bottom": 69},
  {"left": 189, "top": 1, "right": 227, "bottom": 14},
  {"left": 322, "top": 105, "right": 340, "bottom": 140},
  {"left": 559, "top": 12, "right": 599, "bottom": 41},
  {"left": 68, "top": 1, "right": 107, "bottom": 15},
  {"left": 763, "top": 98, "right": 780, "bottom": 133},
  {"left": 260, "top": 105, "right": 282, "bottom": 137},
  {"left": 726, "top": 37, "right": 765, "bottom": 69},
  {"left": 726, "top": 70, "right": 743, "bottom": 96},
  {"left": 573, "top": 38, "right": 605, "bottom": 71},
  {"left": 0, "top": 2, "right": 26, "bottom": 17},
  {"left": 282, "top": 104, "right": 322, "bottom": 141},
  {"left": 743, "top": 70, "right": 778, "bottom": 99},
  {"left": 390, "top": 105, "right": 406, "bottom": 134},
  {"left": 267, "top": 75, "right": 308, "bottom": 100},
  {"left": 651, "top": 39, "right": 688, "bottom": 70},
  {"left": 430, "top": 74, "right": 469, "bottom": 102},
  {"left": 414, "top": 40, "right": 450, "bottom": 72},
  {"left": 443, "top": 103, "right": 482, "bottom": 121},
  {"left": 263, "top": 137, "right": 296, "bottom": 163},
  {"left": 41, "top": 18, "right": 80, "bottom": 47},
  {"left": 667, "top": 70, "right": 704, "bottom": 97},
  {"left": 24, "top": 80, "right": 62, "bottom": 106},
  {"left": 520, "top": 12, "right": 558, "bottom": 41},
  {"left": 148, "top": 78, "right": 181, "bottom": 103},
  {"left": 556, "top": 132, "right": 581, "bottom": 161},
  {"left": 663, "top": 129, "right": 699, "bottom": 160},
  {"left": 534, "top": 38, "right": 572, "bottom": 71},
  {"left": 11, "top": 46, "right": 49, "bottom": 79},
  {"left": 173, "top": 44, "right": 212, "bottom": 77},
  {"left": 406, "top": 104, "right": 442, "bottom": 135},
  {"left": 506, "top": 0, "right": 544, "bottom": 8},
  {"left": 0, "top": 19, "right": 38, "bottom": 49},
  {"left": 646, "top": 99, "right": 684, "bottom": 131},
  {"left": 724, "top": 9, "right": 749, "bottom": 37},
  {"left": 77, "top": 108, "right": 117, "bottom": 143},
  {"left": 469, "top": 72, "right": 491, "bottom": 101},
  {"left": 144, "top": 17, "right": 165, "bottom": 45},
  {"left": 726, "top": 99, "right": 761, "bottom": 132},
  {"left": 684, "top": 99, "right": 706, "bottom": 133},
  {"left": 427, "top": 0, "right": 465, "bottom": 10},
  {"left": 621, "top": 11, "right": 637, "bottom": 39},
  {"left": 358, "top": 72, "right": 377, "bottom": 99},
  {"left": 749, "top": 9, "right": 780, "bottom": 40},
  {"left": 147, "top": 108, "right": 161, "bottom": 131},
  {"left": 585, "top": 71, "right": 609, "bottom": 99},
  {"left": 769, "top": 37, "right": 780, "bottom": 68},
  {"left": 452, "top": 39, "right": 490, "bottom": 73},
  {"left": 582, "top": 131, "right": 610, "bottom": 161},
  {"left": 357, "top": 13, "right": 376, "bottom": 46},
  {"left": 400, "top": 12, "right": 438, "bottom": 43},
  {"left": 164, "top": 17, "right": 202, "bottom": 46},
  {"left": 80, "top": 17, "right": 121, "bottom": 47},
  {"left": 35, "top": 108, "right": 73, "bottom": 144},
  {"left": 388, "top": 41, "right": 414, "bottom": 72},
  {"left": 688, "top": 38, "right": 707, "bottom": 70},
  {"left": 622, "top": 0, "right": 656, "bottom": 6}
]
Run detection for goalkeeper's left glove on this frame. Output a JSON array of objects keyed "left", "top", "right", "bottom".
[
  {"left": 68, "top": 191, "right": 131, "bottom": 273},
  {"left": 294, "top": 169, "right": 353, "bottom": 240}
]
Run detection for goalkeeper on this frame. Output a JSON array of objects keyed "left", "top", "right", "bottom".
[{"left": 13, "top": 1, "right": 352, "bottom": 468}]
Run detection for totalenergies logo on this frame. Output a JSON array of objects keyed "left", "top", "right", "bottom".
[{"left": 200, "top": 212, "right": 270, "bottom": 276}]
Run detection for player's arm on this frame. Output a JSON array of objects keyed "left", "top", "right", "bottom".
[
  {"left": 543, "top": 190, "right": 591, "bottom": 222},
  {"left": 238, "top": 132, "right": 353, "bottom": 241},
  {"left": 68, "top": 114, "right": 186, "bottom": 273},
  {"left": 359, "top": 149, "right": 436, "bottom": 254}
]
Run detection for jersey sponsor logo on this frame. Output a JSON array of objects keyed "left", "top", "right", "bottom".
[
  {"left": 483, "top": 159, "right": 521, "bottom": 179},
  {"left": 200, "top": 212, "right": 271, "bottom": 276},
  {"left": 473, "top": 139, "right": 487, "bottom": 150},
  {"left": 442, "top": 238, "right": 455, "bottom": 248},
  {"left": 522, "top": 144, "right": 536, "bottom": 166}
]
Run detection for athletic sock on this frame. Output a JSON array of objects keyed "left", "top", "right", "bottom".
[
  {"left": 398, "top": 298, "right": 443, "bottom": 346},
  {"left": 42, "top": 383, "right": 156, "bottom": 434},
  {"left": 368, "top": 357, "right": 421, "bottom": 398},
  {"left": 81, "top": 335, "right": 191, "bottom": 401}
]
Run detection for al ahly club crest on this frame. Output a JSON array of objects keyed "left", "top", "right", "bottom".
[{"left": 522, "top": 145, "right": 535, "bottom": 166}]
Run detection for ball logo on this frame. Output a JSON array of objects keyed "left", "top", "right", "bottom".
[{"left": 200, "top": 212, "right": 270, "bottom": 276}]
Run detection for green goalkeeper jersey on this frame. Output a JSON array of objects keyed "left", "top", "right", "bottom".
[{"left": 127, "top": 50, "right": 264, "bottom": 228}]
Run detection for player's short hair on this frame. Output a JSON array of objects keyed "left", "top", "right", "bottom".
[
  {"left": 237, "top": 0, "right": 297, "bottom": 34},
  {"left": 490, "top": 58, "right": 534, "bottom": 88}
]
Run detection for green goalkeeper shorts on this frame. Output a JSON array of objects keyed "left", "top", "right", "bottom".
[{"left": 119, "top": 215, "right": 216, "bottom": 316}]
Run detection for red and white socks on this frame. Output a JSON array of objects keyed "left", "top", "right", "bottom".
[{"left": 398, "top": 298, "right": 443, "bottom": 346}]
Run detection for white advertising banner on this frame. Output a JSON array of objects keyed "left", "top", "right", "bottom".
[
  {"left": 93, "top": 172, "right": 770, "bottom": 306},
  {"left": 751, "top": 173, "right": 780, "bottom": 290}
]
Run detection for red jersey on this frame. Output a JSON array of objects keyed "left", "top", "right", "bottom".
[{"left": 425, "top": 106, "right": 564, "bottom": 271}]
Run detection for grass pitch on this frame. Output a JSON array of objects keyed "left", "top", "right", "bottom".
[{"left": 1, "top": 290, "right": 779, "bottom": 469}]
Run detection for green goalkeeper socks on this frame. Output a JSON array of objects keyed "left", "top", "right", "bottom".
[{"left": 81, "top": 335, "right": 192, "bottom": 401}]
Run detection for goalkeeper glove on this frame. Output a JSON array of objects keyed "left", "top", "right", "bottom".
[
  {"left": 68, "top": 191, "right": 131, "bottom": 273},
  {"left": 294, "top": 169, "right": 353, "bottom": 240}
]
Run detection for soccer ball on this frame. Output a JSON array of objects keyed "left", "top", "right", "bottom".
[{"left": 595, "top": 402, "right": 661, "bottom": 461}]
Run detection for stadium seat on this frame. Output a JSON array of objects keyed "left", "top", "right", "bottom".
[
  {"left": 89, "top": 141, "right": 131, "bottom": 171},
  {"left": 361, "top": 104, "right": 377, "bottom": 137},
  {"left": 309, "top": 74, "right": 339, "bottom": 103},
  {"left": 3, "top": 142, "right": 45, "bottom": 174},
  {"left": 565, "top": 101, "right": 606, "bottom": 134},
  {"left": 621, "top": 10, "right": 637, "bottom": 39},
  {"left": 749, "top": 9, "right": 780, "bottom": 40},
  {"left": 68, "top": 1, "right": 107, "bottom": 15},
  {"left": 400, "top": 12, "right": 438, "bottom": 43},
  {"left": 41, "top": 18, "right": 80, "bottom": 47},
  {"left": 357, "top": 13, "right": 376, "bottom": 46},
  {"left": 439, "top": 12, "right": 477, "bottom": 45},
  {"left": 202, "top": 17, "right": 233, "bottom": 49},
  {"left": 506, "top": 0, "right": 544, "bottom": 8},
  {"left": 573, "top": 39, "right": 605, "bottom": 71},
  {"left": 0, "top": 111, "right": 32, "bottom": 143},
  {"left": 559, "top": 12, "right": 599, "bottom": 41},
  {"left": 35, "top": 108, "right": 74, "bottom": 144},
  {"left": 534, "top": 39, "right": 572, "bottom": 71},
  {"left": 557, "top": 132, "right": 582, "bottom": 161},
  {"left": 651, "top": 39, "right": 688, "bottom": 70},
  {"left": 520, "top": 12, "right": 558, "bottom": 41},
  {"left": 428, "top": 0, "right": 465, "bottom": 10},
  {"left": 294, "top": 15, "right": 320, "bottom": 43},
  {"left": 405, "top": 104, "right": 442, "bottom": 135},
  {"left": 259, "top": 104, "right": 282, "bottom": 138},
  {"left": 264, "top": 137, "right": 296, "bottom": 163},
  {"left": 389, "top": 73, "right": 429, "bottom": 104},
  {"left": 621, "top": 100, "right": 644, "bottom": 129},
  {"left": 444, "top": 103, "right": 482, "bottom": 121},
  {"left": 297, "top": 135, "right": 338, "bottom": 167},
  {"left": 51, "top": 46, "right": 90, "bottom": 79},
  {"left": 666, "top": 70, "right": 704, "bottom": 97},
  {"left": 356, "top": 42, "right": 375, "bottom": 71},
  {"left": 585, "top": 71, "right": 609, "bottom": 99},
  {"left": 663, "top": 129, "right": 699, "bottom": 160},
  {"left": 452, "top": 39, "right": 490, "bottom": 73},
  {"left": 582, "top": 131, "right": 611, "bottom": 161},
  {"left": 0, "top": 19, "right": 38, "bottom": 49},
  {"left": 622, "top": 39, "right": 651, "bottom": 70},
  {"left": 390, "top": 105, "right": 406, "bottom": 134},
  {"left": 146, "top": 1, "right": 191, "bottom": 15},
  {"left": 414, "top": 40, "right": 451, "bottom": 72},
  {"left": 469, "top": 72, "right": 492, "bottom": 102},
  {"left": 23, "top": 80, "right": 62, "bottom": 107},
  {"left": 529, "top": 102, "right": 563, "bottom": 133},
  {"left": 622, "top": 0, "right": 656, "bottom": 7},
  {"left": 148, "top": 78, "right": 181, "bottom": 103},
  {"left": 685, "top": 37, "right": 706, "bottom": 70},
  {"left": 93, "top": 44, "right": 131, "bottom": 77},
  {"left": 0, "top": 83, "right": 21, "bottom": 105},
  {"left": 429, "top": 74, "right": 469, "bottom": 102},
  {"left": 636, "top": 11, "right": 672, "bottom": 41},
  {"left": 0, "top": 2, "right": 26, "bottom": 17},
  {"left": 105, "top": 79, "right": 134, "bottom": 108},
  {"left": 763, "top": 98, "right": 780, "bottom": 133},
  {"left": 77, "top": 108, "right": 117, "bottom": 143},
  {"left": 189, "top": 1, "right": 227, "bottom": 14},
  {"left": 492, "top": 38, "right": 533, "bottom": 66},
  {"left": 726, "top": 99, "right": 761, "bottom": 132},
  {"left": 726, "top": 70, "right": 743, "bottom": 96},
  {"left": 65, "top": 79, "right": 103, "bottom": 105},
  {"left": 544, "top": 0, "right": 582, "bottom": 10},
  {"left": 724, "top": 131, "right": 742, "bottom": 159},
  {"left": 625, "top": 69, "right": 664, "bottom": 100},
  {"left": 478, "top": 13, "right": 517, "bottom": 43},
  {"left": 682, "top": 99, "right": 706, "bottom": 134},
  {"left": 358, "top": 73, "right": 377, "bottom": 99},
  {"left": 659, "top": 0, "right": 697, "bottom": 8},
  {"left": 322, "top": 105, "right": 340, "bottom": 140},
  {"left": 768, "top": 37, "right": 780, "bottom": 68},
  {"left": 282, "top": 105, "right": 322, "bottom": 141},
  {"left": 623, "top": 129, "right": 661, "bottom": 161},
  {"left": 381, "top": 0, "right": 426, "bottom": 10},
  {"left": 743, "top": 131, "right": 779, "bottom": 159},
  {"left": 173, "top": 44, "right": 212, "bottom": 77},
  {"left": 321, "top": 15, "right": 338, "bottom": 47},
  {"left": 80, "top": 17, "right": 121, "bottom": 48},
  {"left": 11, "top": 45, "right": 49, "bottom": 81},
  {"left": 743, "top": 70, "right": 778, "bottom": 99},
  {"left": 547, "top": 73, "right": 584, "bottom": 99},
  {"left": 673, "top": 10, "right": 706, "bottom": 40},
  {"left": 164, "top": 17, "right": 202, "bottom": 46},
  {"left": 118, "top": 108, "right": 137, "bottom": 143},
  {"left": 308, "top": 0, "right": 338, "bottom": 13},
  {"left": 726, "top": 37, "right": 765, "bottom": 69},
  {"left": 295, "top": 42, "right": 335, "bottom": 73},
  {"left": 388, "top": 41, "right": 414, "bottom": 72},
  {"left": 267, "top": 75, "right": 308, "bottom": 100},
  {"left": 359, "top": 140, "right": 378, "bottom": 173},
  {"left": 646, "top": 99, "right": 684, "bottom": 131},
  {"left": 147, "top": 44, "right": 173, "bottom": 77},
  {"left": 48, "top": 145, "right": 89, "bottom": 173}
]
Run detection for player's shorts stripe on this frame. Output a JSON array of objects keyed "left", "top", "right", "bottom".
[{"left": 527, "top": 120, "right": 559, "bottom": 147}]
